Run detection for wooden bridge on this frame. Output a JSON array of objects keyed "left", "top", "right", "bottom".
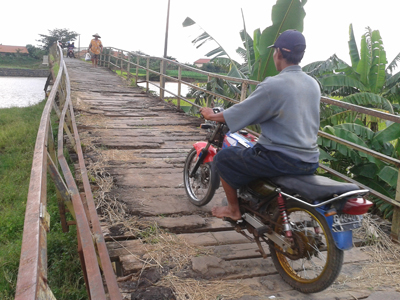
[{"left": 15, "top": 45, "right": 400, "bottom": 300}]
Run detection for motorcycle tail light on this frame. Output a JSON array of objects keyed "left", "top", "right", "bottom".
[{"left": 342, "top": 197, "right": 373, "bottom": 215}]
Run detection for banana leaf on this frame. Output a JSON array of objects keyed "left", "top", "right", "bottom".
[
  {"left": 385, "top": 71, "right": 400, "bottom": 90},
  {"left": 318, "top": 74, "right": 366, "bottom": 91},
  {"left": 369, "top": 30, "right": 387, "bottom": 93},
  {"left": 350, "top": 162, "right": 379, "bottom": 179},
  {"left": 182, "top": 17, "right": 246, "bottom": 79},
  {"left": 387, "top": 52, "right": 400, "bottom": 74},
  {"left": 240, "top": 9, "right": 255, "bottom": 73},
  {"left": 321, "top": 126, "right": 381, "bottom": 165},
  {"left": 348, "top": 24, "right": 360, "bottom": 69},
  {"left": 335, "top": 123, "right": 375, "bottom": 141},
  {"left": 372, "top": 122, "right": 400, "bottom": 148},
  {"left": 320, "top": 110, "right": 358, "bottom": 127},
  {"left": 253, "top": 29, "right": 262, "bottom": 62},
  {"left": 318, "top": 147, "right": 337, "bottom": 161},
  {"left": 342, "top": 92, "right": 394, "bottom": 113},
  {"left": 356, "top": 177, "right": 393, "bottom": 198},
  {"left": 250, "top": 0, "right": 307, "bottom": 81},
  {"left": 356, "top": 34, "right": 371, "bottom": 88},
  {"left": 378, "top": 166, "right": 399, "bottom": 188}
]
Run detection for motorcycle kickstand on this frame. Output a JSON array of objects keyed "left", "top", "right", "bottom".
[
  {"left": 253, "top": 233, "right": 269, "bottom": 259},
  {"left": 234, "top": 227, "right": 255, "bottom": 243}
]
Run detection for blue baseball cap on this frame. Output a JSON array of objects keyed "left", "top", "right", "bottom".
[{"left": 267, "top": 30, "right": 306, "bottom": 53}]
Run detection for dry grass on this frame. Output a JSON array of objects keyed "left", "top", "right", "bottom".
[
  {"left": 159, "top": 276, "right": 262, "bottom": 300},
  {"left": 73, "top": 96, "right": 109, "bottom": 128},
  {"left": 334, "top": 213, "right": 400, "bottom": 290},
  {"left": 112, "top": 226, "right": 263, "bottom": 300}
]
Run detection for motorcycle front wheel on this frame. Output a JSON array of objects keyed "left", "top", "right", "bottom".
[
  {"left": 183, "top": 147, "right": 220, "bottom": 206},
  {"left": 269, "top": 200, "right": 344, "bottom": 293}
]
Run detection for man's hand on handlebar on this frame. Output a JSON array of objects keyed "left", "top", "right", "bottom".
[
  {"left": 199, "top": 107, "right": 226, "bottom": 123},
  {"left": 199, "top": 107, "right": 214, "bottom": 120}
]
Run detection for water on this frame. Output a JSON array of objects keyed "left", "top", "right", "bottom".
[
  {"left": 137, "top": 81, "right": 191, "bottom": 98},
  {"left": 0, "top": 78, "right": 189, "bottom": 109},
  {"left": 0, "top": 77, "right": 47, "bottom": 108}
]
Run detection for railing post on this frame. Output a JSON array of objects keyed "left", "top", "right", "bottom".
[
  {"left": 127, "top": 54, "right": 131, "bottom": 80},
  {"left": 391, "top": 168, "right": 400, "bottom": 240},
  {"left": 178, "top": 65, "right": 181, "bottom": 110},
  {"left": 160, "top": 59, "right": 164, "bottom": 100},
  {"left": 146, "top": 57, "right": 150, "bottom": 93},
  {"left": 107, "top": 48, "right": 111, "bottom": 69},
  {"left": 136, "top": 56, "right": 139, "bottom": 85},
  {"left": 120, "top": 50, "right": 123, "bottom": 75},
  {"left": 240, "top": 82, "right": 248, "bottom": 102},
  {"left": 207, "top": 75, "right": 211, "bottom": 107}
]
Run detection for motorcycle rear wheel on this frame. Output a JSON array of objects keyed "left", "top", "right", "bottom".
[
  {"left": 183, "top": 147, "right": 220, "bottom": 206},
  {"left": 269, "top": 200, "right": 344, "bottom": 293}
]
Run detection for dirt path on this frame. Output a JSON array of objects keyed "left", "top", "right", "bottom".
[{"left": 66, "top": 59, "right": 400, "bottom": 300}]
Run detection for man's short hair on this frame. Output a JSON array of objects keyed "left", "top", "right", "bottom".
[{"left": 280, "top": 48, "right": 305, "bottom": 65}]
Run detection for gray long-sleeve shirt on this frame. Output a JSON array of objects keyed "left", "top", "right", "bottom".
[{"left": 224, "top": 65, "right": 321, "bottom": 163}]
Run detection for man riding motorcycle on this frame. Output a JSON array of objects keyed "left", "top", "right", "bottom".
[{"left": 199, "top": 30, "right": 321, "bottom": 221}]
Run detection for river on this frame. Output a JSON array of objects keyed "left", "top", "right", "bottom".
[
  {"left": 0, "top": 78, "right": 190, "bottom": 109},
  {"left": 0, "top": 77, "right": 47, "bottom": 109}
]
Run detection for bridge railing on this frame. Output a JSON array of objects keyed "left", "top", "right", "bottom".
[
  {"left": 15, "top": 43, "right": 122, "bottom": 300},
  {"left": 100, "top": 46, "right": 400, "bottom": 240}
]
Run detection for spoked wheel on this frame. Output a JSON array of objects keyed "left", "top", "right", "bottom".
[
  {"left": 183, "top": 148, "right": 220, "bottom": 206},
  {"left": 269, "top": 200, "right": 344, "bottom": 293}
]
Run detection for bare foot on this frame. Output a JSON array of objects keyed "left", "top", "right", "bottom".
[{"left": 212, "top": 206, "right": 242, "bottom": 220}]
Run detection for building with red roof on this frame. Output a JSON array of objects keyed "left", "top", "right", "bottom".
[
  {"left": 194, "top": 58, "right": 211, "bottom": 67},
  {"left": 0, "top": 45, "right": 29, "bottom": 56}
]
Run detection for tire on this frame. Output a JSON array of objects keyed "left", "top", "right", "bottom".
[
  {"left": 183, "top": 147, "right": 220, "bottom": 206},
  {"left": 269, "top": 200, "right": 344, "bottom": 293}
]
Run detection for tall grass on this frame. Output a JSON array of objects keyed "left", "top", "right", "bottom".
[{"left": 0, "top": 100, "right": 86, "bottom": 299}]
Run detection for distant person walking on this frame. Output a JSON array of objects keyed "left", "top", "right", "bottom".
[{"left": 88, "top": 33, "right": 103, "bottom": 67}]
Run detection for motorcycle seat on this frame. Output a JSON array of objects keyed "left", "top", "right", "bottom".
[{"left": 269, "top": 175, "right": 361, "bottom": 202}]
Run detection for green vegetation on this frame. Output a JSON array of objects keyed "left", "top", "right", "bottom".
[
  {"left": 120, "top": 69, "right": 211, "bottom": 81},
  {"left": 183, "top": 0, "right": 306, "bottom": 81},
  {"left": 0, "top": 101, "right": 86, "bottom": 299},
  {"left": 306, "top": 25, "right": 400, "bottom": 219},
  {"left": 182, "top": 0, "right": 400, "bottom": 220},
  {"left": 181, "top": 0, "right": 307, "bottom": 116},
  {"left": 0, "top": 55, "right": 46, "bottom": 69}
]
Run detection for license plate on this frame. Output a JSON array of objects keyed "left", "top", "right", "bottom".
[{"left": 332, "top": 214, "right": 363, "bottom": 232}]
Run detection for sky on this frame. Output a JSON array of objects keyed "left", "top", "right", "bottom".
[{"left": 1, "top": 0, "right": 399, "bottom": 69}]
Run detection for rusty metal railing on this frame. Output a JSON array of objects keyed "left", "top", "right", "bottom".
[
  {"left": 99, "top": 47, "right": 400, "bottom": 240},
  {"left": 15, "top": 43, "right": 122, "bottom": 300}
]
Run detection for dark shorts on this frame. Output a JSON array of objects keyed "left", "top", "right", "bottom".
[
  {"left": 214, "top": 144, "right": 319, "bottom": 189},
  {"left": 92, "top": 54, "right": 100, "bottom": 59}
]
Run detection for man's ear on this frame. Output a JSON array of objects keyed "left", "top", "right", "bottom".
[{"left": 276, "top": 48, "right": 283, "bottom": 59}]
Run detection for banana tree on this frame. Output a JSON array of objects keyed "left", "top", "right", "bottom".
[
  {"left": 304, "top": 24, "right": 400, "bottom": 115},
  {"left": 319, "top": 122, "right": 400, "bottom": 219},
  {"left": 309, "top": 24, "right": 400, "bottom": 219},
  {"left": 182, "top": 0, "right": 307, "bottom": 84}
]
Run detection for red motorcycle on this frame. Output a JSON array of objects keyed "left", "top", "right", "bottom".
[
  {"left": 183, "top": 107, "right": 372, "bottom": 293},
  {"left": 67, "top": 46, "right": 75, "bottom": 58}
]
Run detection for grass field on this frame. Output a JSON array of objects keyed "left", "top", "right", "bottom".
[
  {"left": 123, "top": 68, "right": 218, "bottom": 81},
  {"left": 0, "top": 101, "right": 86, "bottom": 299},
  {"left": 0, "top": 55, "right": 46, "bottom": 69}
]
